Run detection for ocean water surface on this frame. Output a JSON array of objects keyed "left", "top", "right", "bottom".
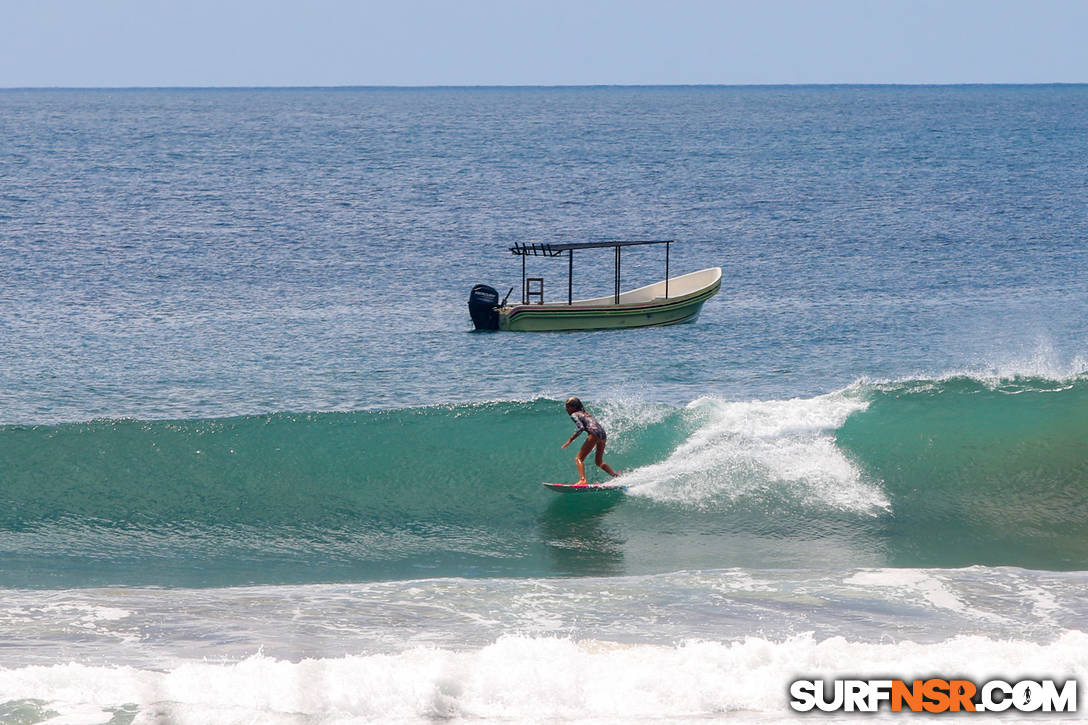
[{"left": 0, "top": 85, "right": 1086, "bottom": 722}]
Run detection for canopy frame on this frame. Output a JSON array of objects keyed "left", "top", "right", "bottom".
[{"left": 508, "top": 240, "right": 674, "bottom": 305}]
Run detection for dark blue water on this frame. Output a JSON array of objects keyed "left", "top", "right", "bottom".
[
  {"left": 2, "top": 87, "right": 1084, "bottom": 423},
  {"left": 0, "top": 87, "right": 1086, "bottom": 722}
]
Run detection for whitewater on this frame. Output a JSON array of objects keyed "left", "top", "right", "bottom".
[
  {"left": 3, "top": 377, "right": 1087, "bottom": 721},
  {"left": 1, "top": 86, "right": 1086, "bottom": 722},
  {"left": 3, "top": 567, "right": 1088, "bottom": 722}
]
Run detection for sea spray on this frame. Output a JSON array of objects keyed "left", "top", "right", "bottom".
[
  {"left": 837, "top": 374, "right": 1088, "bottom": 568},
  {"left": 2, "top": 376, "right": 1087, "bottom": 587},
  {"left": 621, "top": 392, "right": 887, "bottom": 514}
]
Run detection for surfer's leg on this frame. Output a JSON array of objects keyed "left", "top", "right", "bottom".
[
  {"left": 594, "top": 439, "right": 619, "bottom": 477},
  {"left": 575, "top": 436, "right": 596, "bottom": 484}
]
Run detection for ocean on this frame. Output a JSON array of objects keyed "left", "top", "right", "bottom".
[{"left": 0, "top": 85, "right": 1086, "bottom": 722}]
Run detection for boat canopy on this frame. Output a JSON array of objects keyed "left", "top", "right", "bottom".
[{"left": 506, "top": 240, "right": 675, "bottom": 305}]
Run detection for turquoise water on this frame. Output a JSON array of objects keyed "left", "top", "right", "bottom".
[
  {"left": 0, "top": 86, "right": 1086, "bottom": 721},
  {"left": 2, "top": 377, "right": 1086, "bottom": 588}
]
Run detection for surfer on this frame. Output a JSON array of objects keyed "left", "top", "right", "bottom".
[{"left": 561, "top": 397, "right": 620, "bottom": 485}]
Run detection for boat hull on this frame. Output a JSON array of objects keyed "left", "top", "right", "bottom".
[{"left": 498, "top": 271, "right": 721, "bottom": 332}]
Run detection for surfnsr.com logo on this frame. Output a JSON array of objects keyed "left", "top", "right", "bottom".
[{"left": 789, "top": 678, "right": 1077, "bottom": 713}]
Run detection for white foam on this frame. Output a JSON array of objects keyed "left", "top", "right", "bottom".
[
  {"left": 3, "top": 632, "right": 1085, "bottom": 723},
  {"left": 621, "top": 392, "right": 889, "bottom": 514},
  {"left": 1021, "top": 584, "right": 1063, "bottom": 623},
  {"left": 855, "top": 345, "right": 1088, "bottom": 393},
  {"left": 44, "top": 603, "right": 131, "bottom": 625},
  {"left": 0, "top": 602, "right": 140, "bottom": 648},
  {"left": 845, "top": 569, "right": 971, "bottom": 615}
]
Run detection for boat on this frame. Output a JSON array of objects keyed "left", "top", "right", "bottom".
[{"left": 468, "top": 240, "right": 721, "bottom": 332}]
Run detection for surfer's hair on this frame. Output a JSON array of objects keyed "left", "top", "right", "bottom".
[{"left": 565, "top": 397, "right": 584, "bottom": 413}]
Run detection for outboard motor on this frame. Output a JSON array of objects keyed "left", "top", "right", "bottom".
[{"left": 468, "top": 284, "right": 501, "bottom": 330}]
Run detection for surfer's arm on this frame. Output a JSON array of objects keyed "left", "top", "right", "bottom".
[{"left": 561, "top": 431, "right": 581, "bottom": 449}]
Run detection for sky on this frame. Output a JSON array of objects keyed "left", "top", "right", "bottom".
[{"left": 1, "top": 0, "right": 1087, "bottom": 87}]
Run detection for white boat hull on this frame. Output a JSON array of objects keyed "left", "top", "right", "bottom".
[{"left": 498, "top": 267, "right": 721, "bottom": 332}]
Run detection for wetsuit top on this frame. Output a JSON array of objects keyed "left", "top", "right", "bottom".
[{"left": 570, "top": 410, "right": 606, "bottom": 440}]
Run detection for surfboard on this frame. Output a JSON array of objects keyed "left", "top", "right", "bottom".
[{"left": 542, "top": 482, "right": 627, "bottom": 493}]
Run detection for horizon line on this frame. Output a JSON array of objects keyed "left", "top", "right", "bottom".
[{"left": 2, "top": 82, "right": 1087, "bottom": 91}]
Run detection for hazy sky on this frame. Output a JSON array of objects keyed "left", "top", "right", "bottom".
[{"left": 2, "top": 0, "right": 1087, "bottom": 87}]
